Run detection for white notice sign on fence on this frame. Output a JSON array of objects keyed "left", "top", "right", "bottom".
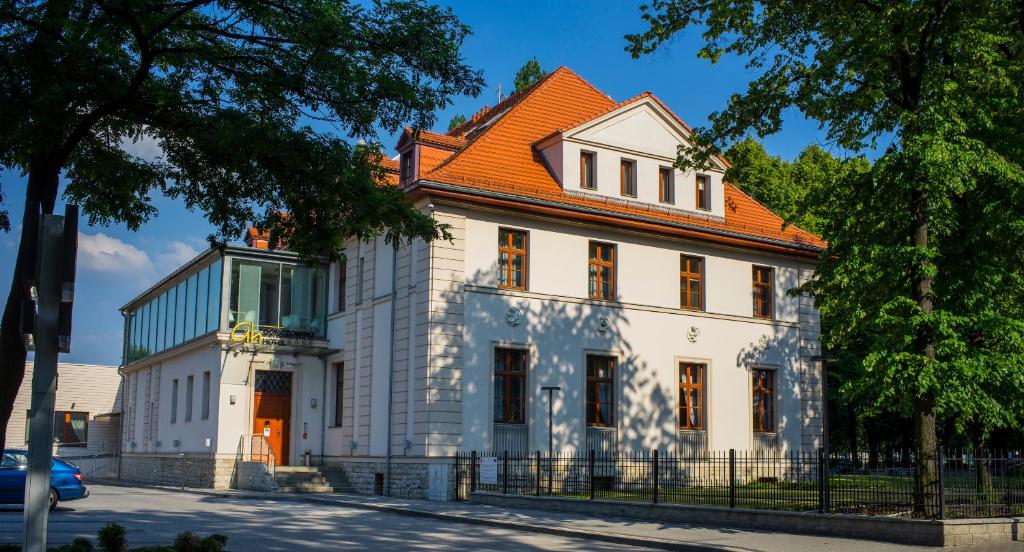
[{"left": 479, "top": 456, "right": 498, "bottom": 485}]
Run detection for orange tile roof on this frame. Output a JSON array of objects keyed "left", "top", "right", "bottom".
[
  {"left": 406, "top": 66, "right": 823, "bottom": 254},
  {"left": 400, "top": 128, "right": 467, "bottom": 151}
]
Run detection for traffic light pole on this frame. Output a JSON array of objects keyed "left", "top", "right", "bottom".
[{"left": 22, "top": 214, "right": 64, "bottom": 551}]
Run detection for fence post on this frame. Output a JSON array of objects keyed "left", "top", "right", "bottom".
[
  {"left": 535, "top": 450, "right": 541, "bottom": 496},
  {"left": 548, "top": 450, "right": 554, "bottom": 496},
  {"left": 180, "top": 453, "right": 187, "bottom": 491},
  {"left": 817, "top": 447, "right": 825, "bottom": 513},
  {"left": 936, "top": 445, "right": 945, "bottom": 520},
  {"left": 503, "top": 450, "right": 509, "bottom": 494},
  {"left": 589, "top": 449, "right": 595, "bottom": 500},
  {"left": 470, "top": 450, "right": 477, "bottom": 493},
  {"left": 652, "top": 449, "right": 659, "bottom": 505},
  {"left": 728, "top": 449, "right": 736, "bottom": 509}
]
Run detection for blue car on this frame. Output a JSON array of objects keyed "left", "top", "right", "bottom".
[{"left": 1, "top": 449, "right": 88, "bottom": 511}]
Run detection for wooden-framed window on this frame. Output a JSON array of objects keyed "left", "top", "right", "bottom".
[
  {"left": 586, "top": 355, "right": 616, "bottom": 427},
  {"left": 493, "top": 348, "right": 527, "bottom": 424},
  {"left": 659, "top": 167, "right": 674, "bottom": 203},
  {"left": 752, "top": 368, "right": 775, "bottom": 433},
  {"left": 400, "top": 152, "right": 413, "bottom": 181},
  {"left": 337, "top": 258, "right": 347, "bottom": 312},
  {"left": 679, "top": 363, "right": 706, "bottom": 431},
  {"left": 695, "top": 174, "right": 710, "bottom": 210},
  {"left": 497, "top": 228, "right": 528, "bottom": 290},
  {"left": 333, "top": 362, "right": 344, "bottom": 427},
  {"left": 680, "top": 255, "right": 703, "bottom": 310},
  {"left": 752, "top": 266, "right": 773, "bottom": 319},
  {"left": 620, "top": 159, "right": 637, "bottom": 197},
  {"left": 588, "top": 241, "right": 616, "bottom": 300},
  {"left": 580, "top": 151, "right": 596, "bottom": 189}
]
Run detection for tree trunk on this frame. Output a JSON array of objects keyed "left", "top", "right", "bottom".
[
  {"left": 910, "top": 184, "right": 939, "bottom": 518},
  {"left": 0, "top": 165, "right": 60, "bottom": 452}
]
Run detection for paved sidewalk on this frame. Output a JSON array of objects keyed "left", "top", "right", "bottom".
[{"left": 90, "top": 479, "right": 1021, "bottom": 551}]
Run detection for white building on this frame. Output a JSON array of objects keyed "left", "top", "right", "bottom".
[{"left": 117, "top": 67, "right": 824, "bottom": 498}]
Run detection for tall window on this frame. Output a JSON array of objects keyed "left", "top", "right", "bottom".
[
  {"left": 201, "top": 371, "right": 211, "bottom": 420},
  {"left": 493, "top": 348, "right": 527, "bottom": 424},
  {"left": 752, "top": 266, "right": 773, "bottom": 319},
  {"left": 679, "top": 363, "right": 706, "bottom": 430},
  {"left": 497, "top": 229, "right": 528, "bottom": 290},
  {"left": 752, "top": 368, "right": 775, "bottom": 433},
  {"left": 586, "top": 355, "right": 616, "bottom": 427},
  {"left": 588, "top": 241, "right": 616, "bottom": 300},
  {"left": 185, "top": 375, "right": 194, "bottom": 422},
  {"left": 696, "top": 174, "right": 710, "bottom": 210},
  {"left": 580, "top": 151, "right": 596, "bottom": 189},
  {"left": 170, "top": 379, "right": 179, "bottom": 424},
  {"left": 400, "top": 152, "right": 413, "bottom": 181},
  {"left": 356, "top": 257, "right": 365, "bottom": 305},
  {"left": 337, "top": 259, "right": 347, "bottom": 312},
  {"left": 620, "top": 159, "right": 637, "bottom": 197},
  {"left": 680, "top": 255, "right": 703, "bottom": 310},
  {"left": 334, "top": 362, "right": 344, "bottom": 427},
  {"left": 659, "top": 167, "right": 674, "bottom": 203}
]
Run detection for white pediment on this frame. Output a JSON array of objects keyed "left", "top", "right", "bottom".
[{"left": 566, "top": 98, "right": 726, "bottom": 171}]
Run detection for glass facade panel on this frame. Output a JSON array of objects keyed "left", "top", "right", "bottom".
[
  {"left": 207, "top": 259, "right": 223, "bottom": 332},
  {"left": 184, "top": 272, "right": 198, "bottom": 341},
  {"left": 139, "top": 302, "right": 150, "bottom": 359},
  {"left": 156, "top": 293, "right": 166, "bottom": 352},
  {"left": 174, "top": 280, "right": 186, "bottom": 345},
  {"left": 166, "top": 285, "right": 177, "bottom": 346},
  {"left": 228, "top": 258, "right": 327, "bottom": 337},
  {"left": 281, "top": 265, "right": 327, "bottom": 335},
  {"left": 196, "top": 266, "right": 209, "bottom": 336}
]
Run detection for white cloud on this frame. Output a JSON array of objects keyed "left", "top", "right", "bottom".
[
  {"left": 78, "top": 232, "right": 152, "bottom": 275},
  {"left": 120, "top": 131, "right": 164, "bottom": 162},
  {"left": 155, "top": 241, "right": 200, "bottom": 273}
]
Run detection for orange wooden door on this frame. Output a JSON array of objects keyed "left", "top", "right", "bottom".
[{"left": 253, "top": 392, "right": 291, "bottom": 466}]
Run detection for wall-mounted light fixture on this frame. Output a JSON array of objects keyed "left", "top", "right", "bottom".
[
  {"left": 310, "top": 398, "right": 317, "bottom": 409},
  {"left": 229, "top": 395, "right": 236, "bottom": 405}
]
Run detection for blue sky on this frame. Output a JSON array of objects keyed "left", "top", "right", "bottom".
[{"left": 0, "top": 0, "right": 837, "bottom": 366}]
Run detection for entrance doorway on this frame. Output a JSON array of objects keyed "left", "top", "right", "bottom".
[{"left": 253, "top": 370, "right": 292, "bottom": 466}]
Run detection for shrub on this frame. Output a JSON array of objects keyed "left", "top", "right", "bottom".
[{"left": 97, "top": 523, "right": 127, "bottom": 552}]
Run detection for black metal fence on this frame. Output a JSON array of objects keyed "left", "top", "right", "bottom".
[{"left": 453, "top": 448, "right": 1024, "bottom": 519}]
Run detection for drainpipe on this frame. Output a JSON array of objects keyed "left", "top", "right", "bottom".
[
  {"left": 384, "top": 243, "right": 398, "bottom": 496},
  {"left": 319, "top": 353, "right": 328, "bottom": 466},
  {"left": 116, "top": 311, "right": 128, "bottom": 479}
]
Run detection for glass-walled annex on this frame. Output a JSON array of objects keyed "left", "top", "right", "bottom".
[
  {"left": 227, "top": 259, "right": 327, "bottom": 337},
  {"left": 125, "top": 258, "right": 223, "bottom": 362},
  {"left": 123, "top": 251, "right": 328, "bottom": 364}
]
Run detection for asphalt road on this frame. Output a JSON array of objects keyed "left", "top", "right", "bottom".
[{"left": 0, "top": 484, "right": 653, "bottom": 550}]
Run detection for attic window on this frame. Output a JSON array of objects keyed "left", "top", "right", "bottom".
[
  {"left": 620, "top": 159, "right": 637, "bottom": 197},
  {"left": 580, "top": 152, "right": 596, "bottom": 189},
  {"left": 696, "top": 174, "right": 710, "bottom": 210},
  {"left": 400, "top": 152, "right": 413, "bottom": 181}
]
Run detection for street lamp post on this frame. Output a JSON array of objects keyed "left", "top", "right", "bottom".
[{"left": 540, "top": 385, "right": 560, "bottom": 495}]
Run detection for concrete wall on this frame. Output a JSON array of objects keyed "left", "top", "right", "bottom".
[{"left": 7, "top": 362, "right": 121, "bottom": 458}]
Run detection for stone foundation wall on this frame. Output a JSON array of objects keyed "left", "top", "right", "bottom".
[
  {"left": 118, "top": 454, "right": 236, "bottom": 490},
  {"left": 326, "top": 458, "right": 456, "bottom": 500}
]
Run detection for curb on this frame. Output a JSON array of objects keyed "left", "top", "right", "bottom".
[{"left": 87, "top": 479, "right": 741, "bottom": 551}]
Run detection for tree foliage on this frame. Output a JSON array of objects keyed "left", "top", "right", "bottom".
[
  {"left": 513, "top": 57, "right": 547, "bottom": 93},
  {"left": 723, "top": 138, "right": 868, "bottom": 235},
  {"left": 629, "top": 0, "right": 1024, "bottom": 514},
  {"left": 0, "top": 0, "right": 483, "bottom": 451},
  {"left": 447, "top": 113, "right": 467, "bottom": 132}
]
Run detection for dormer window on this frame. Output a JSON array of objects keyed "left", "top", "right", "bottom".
[
  {"left": 400, "top": 152, "right": 413, "bottom": 182},
  {"left": 696, "top": 174, "right": 710, "bottom": 210},
  {"left": 620, "top": 159, "right": 637, "bottom": 197},
  {"left": 580, "top": 151, "right": 596, "bottom": 189},
  {"left": 659, "top": 167, "right": 674, "bottom": 204}
]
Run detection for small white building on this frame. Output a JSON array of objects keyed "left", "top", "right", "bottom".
[
  {"left": 6, "top": 362, "right": 122, "bottom": 476},
  {"left": 117, "top": 67, "right": 825, "bottom": 498}
]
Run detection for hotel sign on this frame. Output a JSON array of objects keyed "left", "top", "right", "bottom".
[{"left": 229, "top": 322, "right": 318, "bottom": 346}]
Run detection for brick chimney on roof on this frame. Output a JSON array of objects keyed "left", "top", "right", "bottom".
[{"left": 244, "top": 227, "right": 269, "bottom": 250}]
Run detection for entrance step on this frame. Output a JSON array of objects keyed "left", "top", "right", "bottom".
[{"left": 271, "top": 464, "right": 354, "bottom": 494}]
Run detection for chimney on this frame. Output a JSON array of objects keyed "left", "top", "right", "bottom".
[{"left": 244, "top": 227, "right": 269, "bottom": 250}]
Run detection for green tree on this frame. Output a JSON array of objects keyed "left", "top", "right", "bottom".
[
  {"left": 723, "top": 138, "right": 868, "bottom": 235},
  {"left": 629, "top": 0, "right": 1024, "bottom": 515},
  {"left": 513, "top": 57, "right": 547, "bottom": 93},
  {"left": 448, "top": 114, "right": 467, "bottom": 132},
  {"left": 0, "top": 0, "right": 483, "bottom": 451}
]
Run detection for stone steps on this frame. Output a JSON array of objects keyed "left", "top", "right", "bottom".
[{"left": 271, "top": 464, "right": 354, "bottom": 494}]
